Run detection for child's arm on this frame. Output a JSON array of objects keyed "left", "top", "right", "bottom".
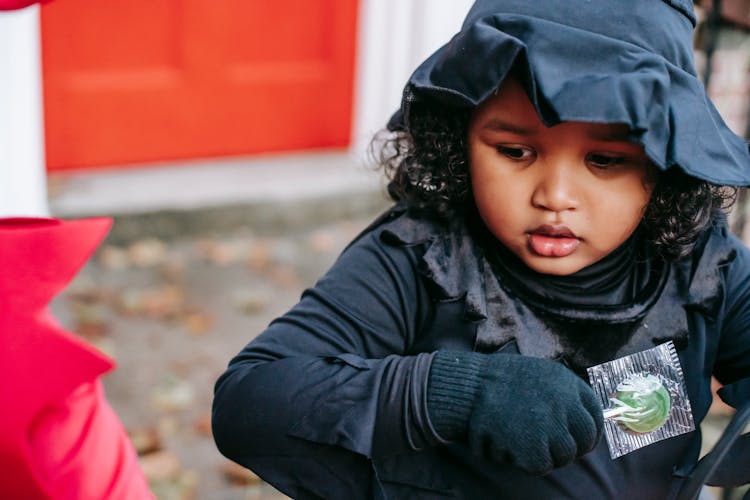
[{"left": 212, "top": 229, "right": 440, "bottom": 497}]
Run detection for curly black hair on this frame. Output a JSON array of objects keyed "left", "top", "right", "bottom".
[{"left": 373, "top": 101, "right": 737, "bottom": 260}]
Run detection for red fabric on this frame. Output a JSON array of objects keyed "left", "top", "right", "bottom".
[
  {"left": 29, "top": 381, "right": 153, "bottom": 499},
  {"left": 0, "top": 0, "right": 47, "bottom": 9},
  {"left": 0, "top": 217, "right": 153, "bottom": 498}
]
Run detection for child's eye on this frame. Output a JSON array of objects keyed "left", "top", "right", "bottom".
[
  {"left": 586, "top": 153, "right": 627, "bottom": 169},
  {"left": 497, "top": 146, "right": 534, "bottom": 160}
]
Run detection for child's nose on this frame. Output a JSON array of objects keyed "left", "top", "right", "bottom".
[{"left": 530, "top": 162, "right": 579, "bottom": 213}]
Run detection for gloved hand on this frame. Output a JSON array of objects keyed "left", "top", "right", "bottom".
[{"left": 426, "top": 350, "right": 603, "bottom": 475}]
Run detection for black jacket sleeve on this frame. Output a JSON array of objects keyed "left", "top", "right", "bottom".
[
  {"left": 211, "top": 226, "right": 447, "bottom": 498},
  {"left": 715, "top": 235, "right": 750, "bottom": 400},
  {"left": 705, "top": 234, "right": 750, "bottom": 488}
]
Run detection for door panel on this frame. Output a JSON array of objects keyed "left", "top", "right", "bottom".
[{"left": 41, "top": 0, "right": 359, "bottom": 170}]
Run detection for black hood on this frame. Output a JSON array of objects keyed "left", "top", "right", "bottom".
[{"left": 389, "top": 0, "right": 750, "bottom": 186}]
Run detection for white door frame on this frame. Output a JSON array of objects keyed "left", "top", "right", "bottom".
[
  {"left": 0, "top": 5, "right": 48, "bottom": 217},
  {"left": 351, "top": 0, "right": 474, "bottom": 158}
]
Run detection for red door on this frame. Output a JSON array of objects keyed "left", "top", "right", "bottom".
[{"left": 40, "top": 1, "right": 360, "bottom": 171}]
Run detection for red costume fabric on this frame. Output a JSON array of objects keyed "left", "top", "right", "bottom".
[
  {"left": 0, "top": 217, "right": 153, "bottom": 499},
  {"left": 0, "top": 0, "right": 46, "bottom": 9}
]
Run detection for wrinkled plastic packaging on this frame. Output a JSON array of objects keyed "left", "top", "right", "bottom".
[{"left": 587, "top": 341, "right": 695, "bottom": 459}]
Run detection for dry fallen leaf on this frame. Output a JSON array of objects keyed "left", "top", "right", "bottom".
[
  {"left": 98, "top": 245, "right": 130, "bottom": 270},
  {"left": 128, "top": 426, "right": 162, "bottom": 455},
  {"left": 151, "top": 375, "right": 195, "bottom": 411},
  {"left": 139, "top": 450, "right": 181, "bottom": 482},
  {"left": 69, "top": 300, "right": 111, "bottom": 341},
  {"left": 222, "top": 460, "right": 262, "bottom": 486},
  {"left": 193, "top": 414, "right": 212, "bottom": 437},
  {"left": 267, "top": 265, "right": 300, "bottom": 289},
  {"left": 128, "top": 238, "right": 169, "bottom": 267},
  {"left": 307, "top": 230, "right": 337, "bottom": 253},
  {"left": 116, "top": 285, "right": 186, "bottom": 320},
  {"left": 150, "top": 469, "right": 198, "bottom": 500},
  {"left": 182, "top": 310, "right": 213, "bottom": 335},
  {"left": 246, "top": 239, "right": 273, "bottom": 272},
  {"left": 232, "top": 289, "right": 269, "bottom": 315}
]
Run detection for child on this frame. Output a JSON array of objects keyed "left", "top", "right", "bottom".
[{"left": 212, "top": 0, "right": 750, "bottom": 498}]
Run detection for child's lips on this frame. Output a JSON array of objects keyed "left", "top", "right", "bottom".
[{"left": 527, "top": 225, "right": 580, "bottom": 257}]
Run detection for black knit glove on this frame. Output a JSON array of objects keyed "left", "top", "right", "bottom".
[{"left": 427, "top": 350, "right": 603, "bottom": 475}]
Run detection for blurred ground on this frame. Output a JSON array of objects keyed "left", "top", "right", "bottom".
[{"left": 50, "top": 209, "right": 382, "bottom": 499}]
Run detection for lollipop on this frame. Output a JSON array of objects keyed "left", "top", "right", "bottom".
[
  {"left": 604, "top": 374, "right": 671, "bottom": 434},
  {"left": 588, "top": 342, "right": 694, "bottom": 458}
]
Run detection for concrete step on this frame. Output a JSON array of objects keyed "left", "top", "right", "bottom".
[{"left": 47, "top": 151, "right": 392, "bottom": 244}]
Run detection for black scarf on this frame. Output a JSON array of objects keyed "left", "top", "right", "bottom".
[{"left": 487, "top": 229, "right": 657, "bottom": 309}]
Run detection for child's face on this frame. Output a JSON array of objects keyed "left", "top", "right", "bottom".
[{"left": 468, "top": 77, "right": 655, "bottom": 276}]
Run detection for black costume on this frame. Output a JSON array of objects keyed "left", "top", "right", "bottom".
[
  {"left": 213, "top": 207, "right": 750, "bottom": 498},
  {"left": 213, "top": 0, "right": 750, "bottom": 497}
]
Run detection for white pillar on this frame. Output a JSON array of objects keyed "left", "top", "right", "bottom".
[
  {"left": 350, "top": 0, "right": 474, "bottom": 161},
  {"left": 0, "top": 5, "right": 49, "bottom": 217}
]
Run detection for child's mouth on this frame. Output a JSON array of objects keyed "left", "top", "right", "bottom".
[{"left": 528, "top": 225, "right": 580, "bottom": 257}]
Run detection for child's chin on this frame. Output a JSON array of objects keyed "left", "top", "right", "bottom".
[{"left": 523, "top": 255, "right": 589, "bottom": 276}]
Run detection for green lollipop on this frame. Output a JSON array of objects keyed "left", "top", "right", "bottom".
[{"left": 606, "top": 374, "right": 671, "bottom": 434}]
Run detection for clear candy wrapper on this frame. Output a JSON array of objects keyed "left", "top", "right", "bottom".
[{"left": 587, "top": 341, "right": 695, "bottom": 459}]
